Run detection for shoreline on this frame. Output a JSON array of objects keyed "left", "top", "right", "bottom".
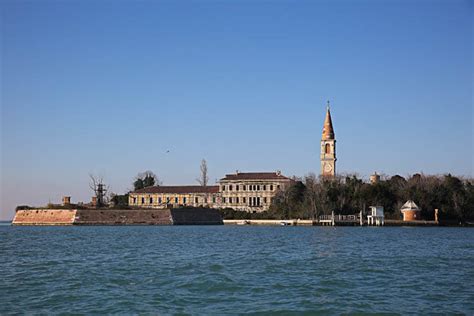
[
  {"left": 5, "top": 210, "right": 472, "bottom": 227},
  {"left": 223, "top": 219, "right": 473, "bottom": 227}
]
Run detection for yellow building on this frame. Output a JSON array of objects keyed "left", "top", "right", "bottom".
[
  {"left": 129, "top": 171, "right": 292, "bottom": 213},
  {"left": 129, "top": 186, "right": 220, "bottom": 209},
  {"left": 219, "top": 171, "right": 292, "bottom": 213}
]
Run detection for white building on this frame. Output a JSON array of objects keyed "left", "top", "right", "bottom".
[{"left": 367, "top": 206, "right": 384, "bottom": 226}]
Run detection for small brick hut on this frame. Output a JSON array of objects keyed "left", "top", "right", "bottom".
[{"left": 401, "top": 200, "right": 421, "bottom": 221}]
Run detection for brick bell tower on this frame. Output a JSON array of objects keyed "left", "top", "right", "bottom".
[{"left": 320, "top": 101, "right": 336, "bottom": 177}]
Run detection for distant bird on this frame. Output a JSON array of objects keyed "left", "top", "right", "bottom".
[{"left": 166, "top": 150, "right": 170, "bottom": 153}]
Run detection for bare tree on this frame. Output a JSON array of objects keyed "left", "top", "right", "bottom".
[
  {"left": 89, "top": 174, "right": 108, "bottom": 208},
  {"left": 196, "top": 159, "right": 209, "bottom": 187}
]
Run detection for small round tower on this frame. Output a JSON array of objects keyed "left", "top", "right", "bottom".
[
  {"left": 370, "top": 172, "right": 380, "bottom": 184},
  {"left": 401, "top": 200, "right": 421, "bottom": 221}
]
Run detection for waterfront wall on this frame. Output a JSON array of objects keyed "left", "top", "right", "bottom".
[
  {"left": 13, "top": 209, "right": 77, "bottom": 225},
  {"left": 74, "top": 209, "right": 172, "bottom": 225},
  {"left": 224, "top": 219, "right": 315, "bottom": 226},
  {"left": 170, "top": 208, "right": 224, "bottom": 225},
  {"left": 12, "top": 208, "right": 223, "bottom": 226}
]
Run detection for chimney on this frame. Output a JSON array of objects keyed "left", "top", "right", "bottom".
[{"left": 62, "top": 196, "right": 71, "bottom": 206}]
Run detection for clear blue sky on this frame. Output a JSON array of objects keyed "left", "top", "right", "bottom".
[{"left": 1, "top": 0, "right": 472, "bottom": 220}]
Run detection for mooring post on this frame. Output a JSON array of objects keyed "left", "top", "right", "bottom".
[
  {"left": 331, "top": 211, "right": 335, "bottom": 226},
  {"left": 360, "top": 210, "right": 363, "bottom": 226}
]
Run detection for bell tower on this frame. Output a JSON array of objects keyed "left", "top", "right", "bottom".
[{"left": 320, "top": 101, "right": 336, "bottom": 177}]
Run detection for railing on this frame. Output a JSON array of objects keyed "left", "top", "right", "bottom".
[
  {"left": 319, "top": 215, "right": 333, "bottom": 221},
  {"left": 319, "top": 213, "right": 360, "bottom": 222}
]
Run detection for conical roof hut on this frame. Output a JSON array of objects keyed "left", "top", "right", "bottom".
[{"left": 401, "top": 200, "right": 421, "bottom": 221}]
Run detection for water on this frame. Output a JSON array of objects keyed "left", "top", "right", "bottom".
[{"left": 1, "top": 226, "right": 473, "bottom": 314}]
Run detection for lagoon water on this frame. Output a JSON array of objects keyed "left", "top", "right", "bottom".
[{"left": 1, "top": 226, "right": 473, "bottom": 314}]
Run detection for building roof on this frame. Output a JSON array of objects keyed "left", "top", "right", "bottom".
[
  {"left": 132, "top": 186, "right": 219, "bottom": 194},
  {"left": 401, "top": 200, "right": 421, "bottom": 211},
  {"left": 220, "top": 172, "right": 290, "bottom": 181},
  {"left": 322, "top": 105, "right": 335, "bottom": 140}
]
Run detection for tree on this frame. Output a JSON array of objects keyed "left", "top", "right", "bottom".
[
  {"left": 110, "top": 193, "right": 129, "bottom": 208},
  {"left": 303, "top": 173, "right": 326, "bottom": 219},
  {"left": 224, "top": 172, "right": 474, "bottom": 222},
  {"left": 196, "top": 159, "right": 209, "bottom": 187},
  {"left": 134, "top": 171, "right": 160, "bottom": 191}
]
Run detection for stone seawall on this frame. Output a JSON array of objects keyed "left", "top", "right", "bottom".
[
  {"left": 171, "top": 208, "right": 224, "bottom": 225},
  {"left": 12, "top": 208, "right": 223, "bottom": 226},
  {"left": 74, "top": 209, "right": 172, "bottom": 225},
  {"left": 13, "top": 209, "right": 77, "bottom": 225}
]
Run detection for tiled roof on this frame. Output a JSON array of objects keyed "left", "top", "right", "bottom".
[
  {"left": 220, "top": 172, "right": 290, "bottom": 181},
  {"left": 132, "top": 186, "right": 219, "bottom": 194},
  {"left": 401, "top": 200, "right": 421, "bottom": 211},
  {"left": 322, "top": 106, "right": 335, "bottom": 140}
]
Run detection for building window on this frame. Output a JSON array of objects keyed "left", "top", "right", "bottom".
[
  {"left": 229, "top": 185, "right": 233, "bottom": 191},
  {"left": 149, "top": 197, "right": 153, "bottom": 204},
  {"left": 212, "top": 197, "right": 216, "bottom": 203},
  {"left": 236, "top": 185, "right": 239, "bottom": 191},
  {"left": 263, "top": 185, "right": 266, "bottom": 190},
  {"left": 141, "top": 197, "right": 145, "bottom": 204},
  {"left": 270, "top": 185, "right": 273, "bottom": 191},
  {"left": 229, "top": 197, "right": 232, "bottom": 204},
  {"left": 236, "top": 197, "right": 239, "bottom": 204},
  {"left": 277, "top": 185, "right": 280, "bottom": 190},
  {"left": 243, "top": 185, "right": 246, "bottom": 191},
  {"left": 158, "top": 197, "right": 162, "bottom": 204},
  {"left": 133, "top": 197, "right": 137, "bottom": 204},
  {"left": 183, "top": 197, "right": 187, "bottom": 204},
  {"left": 222, "top": 197, "right": 226, "bottom": 203},
  {"left": 175, "top": 197, "right": 178, "bottom": 204},
  {"left": 195, "top": 197, "right": 199, "bottom": 203},
  {"left": 166, "top": 197, "right": 170, "bottom": 203},
  {"left": 257, "top": 197, "right": 260, "bottom": 206},
  {"left": 325, "top": 143, "right": 331, "bottom": 154},
  {"left": 257, "top": 185, "right": 260, "bottom": 191},
  {"left": 222, "top": 186, "right": 225, "bottom": 191},
  {"left": 264, "top": 197, "right": 267, "bottom": 204},
  {"left": 243, "top": 197, "right": 246, "bottom": 203}
]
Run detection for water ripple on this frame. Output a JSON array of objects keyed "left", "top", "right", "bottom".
[{"left": 0, "top": 226, "right": 473, "bottom": 314}]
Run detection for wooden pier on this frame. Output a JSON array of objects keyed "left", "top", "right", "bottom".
[{"left": 319, "top": 212, "right": 362, "bottom": 226}]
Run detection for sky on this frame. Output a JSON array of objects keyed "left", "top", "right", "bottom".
[{"left": 1, "top": 0, "right": 472, "bottom": 220}]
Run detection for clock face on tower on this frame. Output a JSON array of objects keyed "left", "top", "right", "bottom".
[{"left": 324, "top": 163, "right": 333, "bottom": 173}]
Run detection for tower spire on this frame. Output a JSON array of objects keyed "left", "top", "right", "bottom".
[{"left": 322, "top": 103, "right": 335, "bottom": 140}]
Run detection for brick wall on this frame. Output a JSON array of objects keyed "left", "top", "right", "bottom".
[{"left": 13, "top": 209, "right": 77, "bottom": 225}]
